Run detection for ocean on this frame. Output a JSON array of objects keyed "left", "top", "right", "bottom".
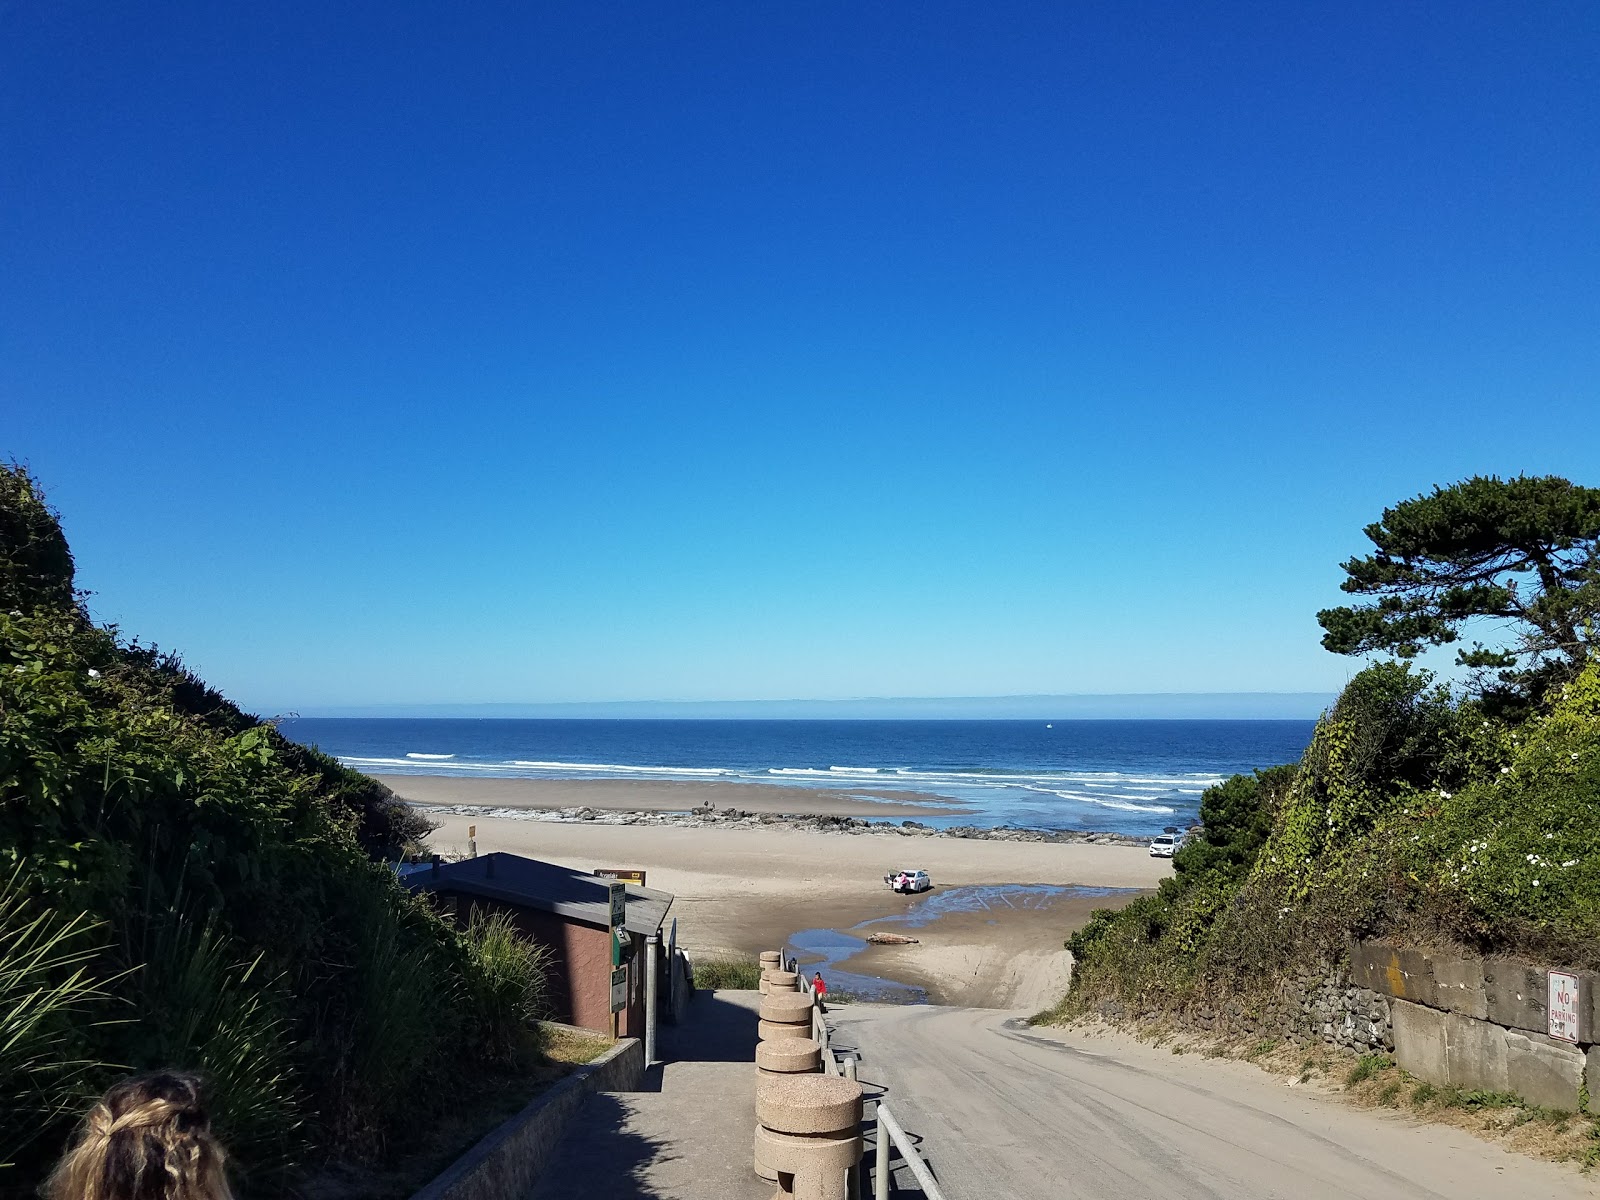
[{"left": 281, "top": 718, "right": 1315, "bottom": 837}]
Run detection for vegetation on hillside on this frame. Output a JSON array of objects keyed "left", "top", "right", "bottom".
[
  {"left": 0, "top": 465, "right": 551, "bottom": 1195},
  {"left": 1053, "top": 474, "right": 1600, "bottom": 1022}
]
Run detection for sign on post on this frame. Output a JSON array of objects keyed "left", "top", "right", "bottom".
[
  {"left": 607, "top": 881, "right": 627, "bottom": 930},
  {"left": 1549, "top": 971, "right": 1581, "bottom": 1043},
  {"left": 596, "top": 868, "right": 647, "bottom": 886},
  {"left": 610, "top": 967, "right": 628, "bottom": 1013}
]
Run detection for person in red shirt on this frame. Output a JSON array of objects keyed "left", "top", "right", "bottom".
[{"left": 812, "top": 971, "right": 828, "bottom": 1011}]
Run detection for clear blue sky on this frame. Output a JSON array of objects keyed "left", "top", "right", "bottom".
[{"left": 3, "top": 2, "right": 1597, "bottom": 713}]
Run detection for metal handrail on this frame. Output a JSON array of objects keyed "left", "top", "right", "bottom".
[{"left": 874, "top": 1101, "right": 946, "bottom": 1200}]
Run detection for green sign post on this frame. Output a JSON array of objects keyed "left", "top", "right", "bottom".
[{"left": 608, "top": 882, "right": 628, "bottom": 1022}]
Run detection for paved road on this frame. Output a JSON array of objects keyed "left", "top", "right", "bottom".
[{"left": 831, "top": 1005, "right": 1594, "bottom": 1200}]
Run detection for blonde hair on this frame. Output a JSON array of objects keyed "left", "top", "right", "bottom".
[{"left": 46, "top": 1072, "right": 233, "bottom": 1200}]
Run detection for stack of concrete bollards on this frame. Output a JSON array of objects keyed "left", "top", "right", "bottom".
[
  {"left": 752, "top": 950, "right": 863, "bottom": 1199},
  {"left": 760, "top": 953, "right": 799, "bottom": 996}
]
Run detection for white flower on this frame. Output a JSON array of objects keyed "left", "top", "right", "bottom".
[
  {"left": 87, "top": 668, "right": 100, "bottom": 678},
  {"left": 1501, "top": 767, "right": 1511, "bottom": 775},
  {"left": 1532, "top": 880, "right": 1540, "bottom": 887},
  {"left": 1562, "top": 860, "right": 1578, "bottom": 868}
]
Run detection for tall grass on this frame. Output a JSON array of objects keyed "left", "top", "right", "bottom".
[
  {"left": 462, "top": 909, "right": 555, "bottom": 1064},
  {"left": 125, "top": 908, "right": 303, "bottom": 1187},
  {"left": 0, "top": 871, "right": 115, "bottom": 1171},
  {"left": 692, "top": 956, "right": 764, "bottom": 989}
]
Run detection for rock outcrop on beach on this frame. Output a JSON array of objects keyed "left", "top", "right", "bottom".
[{"left": 408, "top": 800, "right": 1152, "bottom": 846}]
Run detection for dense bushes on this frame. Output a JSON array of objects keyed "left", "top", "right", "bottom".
[
  {"left": 0, "top": 467, "right": 550, "bottom": 1195},
  {"left": 1053, "top": 656, "right": 1600, "bottom": 1022}
]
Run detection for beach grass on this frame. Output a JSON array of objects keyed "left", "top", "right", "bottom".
[{"left": 692, "top": 955, "right": 764, "bottom": 989}]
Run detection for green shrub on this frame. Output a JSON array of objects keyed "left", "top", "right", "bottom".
[
  {"left": 0, "top": 466, "right": 564, "bottom": 1193},
  {"left": 1052, "top": 654, "right": 1600, "bottom": 1025},
  {"left": 1346, "top": 1054, "right": 1391, "bottom": 1087}
]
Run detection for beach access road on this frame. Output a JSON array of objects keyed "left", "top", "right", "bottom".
[{"left": 833, "top": 1005, "right": 1593, "bottom": 1200}]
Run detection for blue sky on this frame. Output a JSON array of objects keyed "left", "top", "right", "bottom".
[{"left": 3, "top": 2, "right": 1597, "bottom": 713}]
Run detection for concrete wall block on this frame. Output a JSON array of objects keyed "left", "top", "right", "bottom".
[
  {"left": 1350, "top": 941, "right": 1401, "bottom": 998},
  {"left": 1482, "top": 961, "right": 1548, "bottom": 1036},
  {"left": 1391, "top": 999, "right": 1449, "bottom": 1087},
  {"left": 1397, "top": 947, "right": 1438, "bottom": 1006},
  {"left": 1429, "top": 953, "right": 1489, "bottom": 1020},
  {"left": 1580, "top": 971, "right": 1600, "bottom": 1046},
  {"left": 1586, "top": 1045, "right": 1600, "bottom": 1098},
  {"left": 1441, "top": 1009, "right": 1510, "bottom": 1095},
  {"left": 1500, "top": 1029, "right": 1584, "bottom": 1112}
]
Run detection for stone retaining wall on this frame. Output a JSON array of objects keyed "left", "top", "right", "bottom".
[
  {"left": 1095, "top": 942, "right": 1595, "bottom": 1113},
  {"left": 1094, "top": 966, "right": 1392, "bottom": 1053},
  {"left": 1351, "top": 941, "right": 1594, "bottom": 1111},
  {"left": 408, "top": 1035, "right": 645, "bottom": 1200}
]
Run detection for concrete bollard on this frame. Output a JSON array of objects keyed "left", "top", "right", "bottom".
[
  {"left": 761, "top": 967, "right": 800, "bottom": 995},
  {"left": 755, "top": 1075, "right": 864, "bottom": 1200},
  {"left": 753, "top": 1037, "right": 823, "bottom": 1181},
  {"left": 757, "top": 1037, "right": 822, "bottom": 1077},
  {"left": 755, "top": 966, "right": 793, "bottom": 998}
]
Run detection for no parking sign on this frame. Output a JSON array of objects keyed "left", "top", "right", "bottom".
[{"left": 1548, "top": 971, "right": 1580, "bottom": 1043}]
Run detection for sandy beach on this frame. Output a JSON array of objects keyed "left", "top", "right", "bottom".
[{"left": 419, "top": 786, "right": 1168, "bottom": 1010}]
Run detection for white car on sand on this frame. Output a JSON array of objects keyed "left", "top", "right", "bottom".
[
  {"left": 1149, "top": 833, "right": 1185, "bottom": 858},
  {"left": 885, "top": 869, "right": 933, "bottom": 893}
]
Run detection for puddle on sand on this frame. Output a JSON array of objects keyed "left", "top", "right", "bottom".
[
  {"left": 787, "top": 884, "right": 1142, "bottom": 1003},
  {"left": 785, "top": 927, "right": 928, "bottom": 1003},
  {"left": 862, "top": 883, "right": 1136, "bottom": 929}
]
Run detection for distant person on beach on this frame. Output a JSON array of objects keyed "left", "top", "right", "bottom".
[{"left": 47, "top": 1071, "right": 233, "bottom": 1200}]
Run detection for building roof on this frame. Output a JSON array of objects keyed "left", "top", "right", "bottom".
[{"left": 402, "top": 852, "right": 673, "bottom": 936}]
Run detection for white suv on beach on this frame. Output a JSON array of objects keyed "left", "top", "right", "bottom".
[{"left": 1149, "top": 834, "right": 1184, "bottom": 858}]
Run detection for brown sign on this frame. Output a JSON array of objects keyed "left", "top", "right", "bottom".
[{"left": 595, "top": 868, "right": 647, "bottom": 886}]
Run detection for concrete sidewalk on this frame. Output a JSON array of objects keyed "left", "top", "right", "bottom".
[{"left": 524, "top": 989, "right": 772, "bottom": 1200}]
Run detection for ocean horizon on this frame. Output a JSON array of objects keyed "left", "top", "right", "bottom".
[{"left": 283, "top": 717, "right": 1316, "bottom": 837}]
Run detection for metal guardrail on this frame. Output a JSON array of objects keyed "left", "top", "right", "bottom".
[
  {"left": 874, "top": 1102, "right": 947, "bottom": 1200},
  {"left": 790, "top": 954, "right": 944, "bottom": 1199}
]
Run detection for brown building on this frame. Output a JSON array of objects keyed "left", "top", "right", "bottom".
[{"left": 404, "top": 852, "right": 673, "bottom": 1037}]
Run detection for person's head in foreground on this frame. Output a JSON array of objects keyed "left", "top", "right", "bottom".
[{"left": 47, "top": 1071, "right": 233, "bottom": 1200}]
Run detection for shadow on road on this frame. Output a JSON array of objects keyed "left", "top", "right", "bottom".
[{"left": 660, "top": 989, "right": 761, "bottom": 1062}]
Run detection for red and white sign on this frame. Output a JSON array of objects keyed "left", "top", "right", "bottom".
[{"left": 1548, "top": 971, "right": 1581, "bottom": 1043}]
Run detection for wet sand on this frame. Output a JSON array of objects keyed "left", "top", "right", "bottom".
[
  {"left": 380, "top": 774, "right": 969, "bottom": 818},
  {"left": 827, "top": 886, "right": 1144, "bottom": 1011}
]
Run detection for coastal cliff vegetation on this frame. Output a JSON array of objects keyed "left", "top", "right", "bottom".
[
  {"left": 0, "top": 465, "right": 549, "bottom": 1197},
  {"left": 1051, "top": 474, "right": 1600, "bottom": 1020}
]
